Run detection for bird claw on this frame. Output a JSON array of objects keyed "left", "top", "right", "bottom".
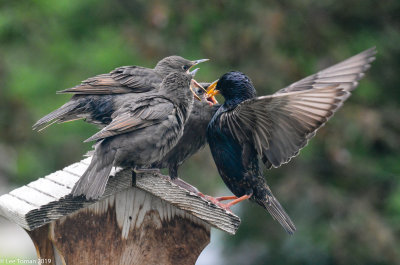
[
  {"left": 159, "top": 174, "right": 171, "bottom": 181},
  {"left": 200, "top": 195, "right": 238, "bottom": 212}
]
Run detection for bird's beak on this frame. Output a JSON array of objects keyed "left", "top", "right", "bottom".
[
  {"left": 204, "top": 79, "right": 219, "bottom": 105},
  {"left": 190, "top": 79, "right": 202, "bottom": 101},
  {"left": 206, "top": 79, "right": 220, "bottom": 97},
  {"left": 191, "top": 58, "right": 209, "bottom": 68},
  {"left": 189, "top": 68, "right": 200, "bottom": 77}
]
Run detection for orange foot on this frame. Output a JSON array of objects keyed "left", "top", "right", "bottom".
[{"left": 201, "top": 194, "right": 253, "bottom": 212}]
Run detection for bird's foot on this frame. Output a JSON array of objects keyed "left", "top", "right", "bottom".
[
  {"left": 203, "top": 194, "right": 252, "bottom": 212},
  {"left": 170, "top": 178, "right": 201, "bottom": 194},
  {"left": 159, "top": 174, "right": 171, "bottom": 181},
  {"left": 197, "top": 195, "right": 236, "bottom": 212},
  {"left": 133, "top": 167, "right": 160, "bottom": 174}
]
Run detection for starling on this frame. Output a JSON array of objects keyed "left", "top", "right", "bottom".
[
  {"left": 151, "top": 83, "right": 220, "bottom": 179},
  {"left": 32, "top": 56, "right": 208, "bottom": 130},
  {"left": 71, "top": 71, "right": 198, "bottom": 199},
  {"left": 32, "top": 54, "right": 220, "bottom": 182},
  {"left": 205, "top": 48, "right": 376, "bottom": 234}
]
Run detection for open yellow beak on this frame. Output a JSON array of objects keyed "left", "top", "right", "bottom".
[
  {"left": 206, "top": 80, "right": 220, "bottom": 98},
  {"left": 190, "top": 79, "right": 203, "bottom": 101}
]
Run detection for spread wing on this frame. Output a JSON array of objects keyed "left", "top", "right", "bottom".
[
  {"left": 58, "top": 66, "right": 162, "bottom": 94},
  {"left": 221, "top": 85, "right": 350, "bottom": 168},
  {"left": 219, "top": 47, "right": 375, "bottom": 168},
  {"left": 84, "top": 98, "right": 174, "bottom": 142},
  {"left": 276, "top": 47, "right": 376, "bottom": 94}
]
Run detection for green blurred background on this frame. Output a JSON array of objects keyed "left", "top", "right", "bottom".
[{"left": 0, "top": 0, "right": 399, "bottom": 264}]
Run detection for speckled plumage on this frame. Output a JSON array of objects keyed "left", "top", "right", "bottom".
[{"left": 71, "top": 72, "right": 194, "bottom": 199}]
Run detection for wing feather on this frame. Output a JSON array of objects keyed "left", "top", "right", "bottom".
[
  {"left": 84, "top": 99, "right": 174, "bottom": 142},
  {"left": 276, "top": 47, "right": 376, "bottom": 94},
  {"left": 58, "top": 66, "right": 162, "bottom": 95},
  {"left": 220, "top": 84, "right": 350, "bottom": 168}
]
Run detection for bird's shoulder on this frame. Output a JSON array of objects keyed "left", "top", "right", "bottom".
[
  {"left": 58, "top": 65, "right": 162, "bottom": 95},
  {"left": 110, "top": 65, "right": 162, "bottom": 90},
  {"left": 110, "top": 65, "right": 158, "bottom": 78},
  {"left": 84, "top": 96, "right": 175, "bottom": 142},
  {"left": 115, "top": 96, "right": 174, "bottom": 116}
]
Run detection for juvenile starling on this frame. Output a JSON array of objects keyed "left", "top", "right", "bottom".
[
  {"left": 71, "top": 71, "right": 197, "bottom": 199},
  {"left": 32, "top": 56, "right": 208, "bottom": 130},
  {"left": 206, "top": 48, "right": 376, "bottom": 234},
  {"left": 152, "top": 84, "right": 220, "bottom": 179}
]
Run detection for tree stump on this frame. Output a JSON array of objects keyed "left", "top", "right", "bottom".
[{"left": 0, "top": 158, "right": 240, "bottom": 265}]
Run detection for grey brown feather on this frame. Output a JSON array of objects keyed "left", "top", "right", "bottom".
[
  {"left": 71, "top": 72, "right": 195, "bottom": 199},
  {"left": 276, "top": 47, "right": 376, "bottom": 94},
  {"left": 152, "top": 99, "right": 220, "bottom": 179},
  {"left": 223, "top": 48, "right": 376, "bottom": 169},
  {"left": 33, "top": 56, "right": 198, "bottom": 130},
  {"left": 255, "top": 184, "right": 296, "bottom": 234}
]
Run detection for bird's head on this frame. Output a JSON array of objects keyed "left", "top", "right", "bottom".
[
  {"left": 206, "top": 71, "right": 256, "bottom": 105},
  {"left": 161, "top": 71, "right": 204, "bottom": 102},
  {"left": 191, "top": 82, "right": 219, "bottom": 106},
  {"left": 155, "top": 56, "right": 209, "bottom": 76}
]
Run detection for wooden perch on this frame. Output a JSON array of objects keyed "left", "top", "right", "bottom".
[{"left": 0, "top": 158, "right": 241, "bottom": 265}]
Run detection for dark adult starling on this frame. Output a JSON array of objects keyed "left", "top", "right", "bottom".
[
  {"left": 71, "top": 71, "right": 197, "bottom": 199},
  {"left": 32, "top": 56, "right": 208, "bottom": 130},
  {"left": 205, "top": 48, "right": 376, "bottom": 234}
]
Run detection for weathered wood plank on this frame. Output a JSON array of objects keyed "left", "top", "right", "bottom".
[
  {"left": 28, "top": 178, "right": 71, "bottom": 198},
  {"left": 0, "top": 158, "right": 241, "bottom": 235},
  {"left": 0, "top": 194, "right": 36, "bottom": 229},
  {"left": 45, "top": 170, "right": 78, "bottom": 189},
  {"left": 28, "top": 188, "right": 211, "bottom": 265},
  {"left": 10, "top": 186, "right": 55, "bottom": 206},
  {"left": 62, "top": 160, "right": 91, "bottom": 177},
  {"left": 134, "top": 174, "right": 241, "bottom": 234}
]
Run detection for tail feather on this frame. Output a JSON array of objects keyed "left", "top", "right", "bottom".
[
  {"left": 33, "top": 101, "right": 79, "bottom": 131},
  {"left": 71, "top": 146, "right": 116, "bottom": 200},
  {"left": 258, "top": 187, "right": 296, "bottom": 234}
]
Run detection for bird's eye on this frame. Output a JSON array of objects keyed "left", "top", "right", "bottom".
[
  {"left": 182, "top": 65, "right": 190, "bottom": 71},
  {"left": 196, "top": 87, "right": 205, "bottom": 95}
]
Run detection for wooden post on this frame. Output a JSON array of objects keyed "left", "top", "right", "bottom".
[{"left": 0, "top": 158, "right": 240, "bottom": 265}]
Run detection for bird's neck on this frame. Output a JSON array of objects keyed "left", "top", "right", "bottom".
[
  {"left": 154, "top": 65, "right": 171, "bottom": 77},
  {"left": 223, "top": 97, "right": 248, "bottom": 109},
  {"left": 222, "top": 84, "right": 256, "bottom": 109},
  {"left": 176, "top": 96, "right": 194, "bottom": 127}
]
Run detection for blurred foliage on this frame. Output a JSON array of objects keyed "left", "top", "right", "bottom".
[{"left": 0, "top": 0, "right": 399, "bottom": 264}]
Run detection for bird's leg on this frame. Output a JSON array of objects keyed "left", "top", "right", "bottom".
[
  {"left": 165, "top": 165, "right": 204, "bottom": 195},
  {"left": 170, "top": 178, "right": 201, "bottom": 194},
  {"left": 202, "top": 195, "right": 238, "bottom": 205},
  {"left": 224, "top": 193, "right": 252, "bottom": 208},
  {"left": 209, "top": 193, "right": 253, "bottom": 212},
  {"left": 214, "top": 196, "right": 238, "bottom": 201},
  {"left": 168, "top": 165, "right": 178, "bottom": 180},
  {"left": 131, "top": 170, "right": 137, "bottom": 186}
]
